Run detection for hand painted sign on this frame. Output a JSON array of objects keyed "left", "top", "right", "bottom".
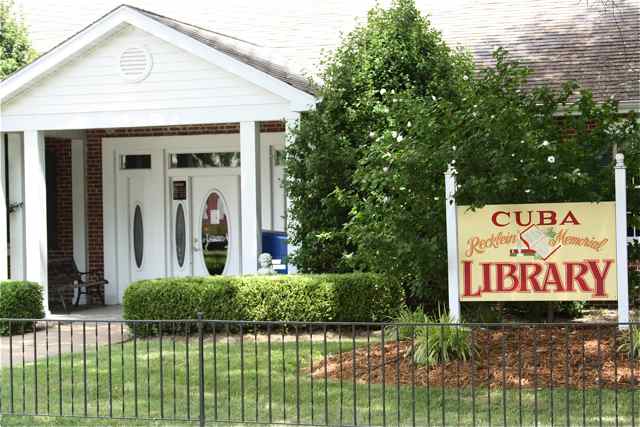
[{"left": 457, "top": 202, "right": 617, "bottom": 301}]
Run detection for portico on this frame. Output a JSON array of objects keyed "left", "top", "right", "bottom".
[{"left": 0, "top": 5, "right": 316, "bottom": 313}]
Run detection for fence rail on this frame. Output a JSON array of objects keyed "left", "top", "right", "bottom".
[{"left": 0, "top": 317, "right": 638, "bottom": 426}]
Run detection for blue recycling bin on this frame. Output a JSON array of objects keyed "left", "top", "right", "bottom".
[{"left": 261, "top": 230, "right": 288, "bottom": 274}]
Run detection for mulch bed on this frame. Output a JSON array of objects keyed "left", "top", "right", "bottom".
[{"left": 310, "top": 326, "right": 640, "bottom": 389}]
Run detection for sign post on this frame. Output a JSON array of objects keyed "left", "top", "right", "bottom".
[
  {"left": 444, "top": 165, "right": 461, "bottom": 323},
  {"left": 615, "top": 153, "right": 629, "bottom": 326}
]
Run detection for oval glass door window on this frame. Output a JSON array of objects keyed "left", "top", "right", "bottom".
[
  {"left": 133, "top": 204, "right": 144, "bottom": 269},
  {"left": 175, "top": 203, "right": 186, "bottom": 268},
  {"left": 200, "top": 192, "right": 228, "bottom": 275}
]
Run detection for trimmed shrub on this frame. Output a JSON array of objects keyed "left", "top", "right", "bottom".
[
  {"left": 123, "top": 273, "right": 404, "bottom": 334},
  {"left": 0, "top": 281, "right": 45, "bottom": 335}
]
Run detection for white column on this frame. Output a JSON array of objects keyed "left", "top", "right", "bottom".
[
  {"left": 445, "top": 165, "right": 461, "bottom": 322},
  {"left": 615, "top": 153, "right": 629, "bottom": 326},
  {"left": 240, "top": 121, "right": 262, "bottom": 274},
  {"left": 72, "top": 139, "right": 88, "bottom": 304},
  {"left": 284, "top": 113, "right": 300, "bottom": 273},
  {"left": 23, "top": 130, "right": 49, "bottom": 315},
  {"left": 0, "top": 134, "right": 7, "bottom": 281},
  {"left": 7, "top": 133, "right": 25, "bottom": 279}
]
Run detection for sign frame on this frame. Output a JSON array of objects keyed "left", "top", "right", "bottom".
[{"left": 445, "top": 153, "right": 629, "bottom": 325}]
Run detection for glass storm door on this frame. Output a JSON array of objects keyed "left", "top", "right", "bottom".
[{"left": 190, "top": 176, "right": 241, "bottom": 277}]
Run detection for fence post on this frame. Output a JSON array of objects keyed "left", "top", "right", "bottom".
[
  {"left": 197, "top": 312, "right": 206, "bottom": 426},
  {"left": 615, "top": 153, "right": 629, "bottom": 328},
  {"left": 445, "top": 164, "right": 461, "bottom": 322}
]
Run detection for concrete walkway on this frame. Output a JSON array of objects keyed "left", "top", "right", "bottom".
[
  {"left": 47, "top": 304, "right": 124, "bottom": 321},
  {"left": 1, "top": 306, "right": 128, "bottom": 367}
]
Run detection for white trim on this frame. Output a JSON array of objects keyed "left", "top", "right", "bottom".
[
  {"left": 7, "top": 133, "right": 25, "bottom": 280},
  {"left": 240, "top": 121, "right": 262, "bottom": 273},
  {"left": 0, "top": 6, "right": 316, "bottom": 113},
  {"left": 72, "top": 138, "right": 88, "bottom": 304},
  {"left": 102, "top": 143, "right": 119, "bottom": 304},
  {"left": 284, "top": 113, "right": 299, "bottom": 273},
  {"left": 23, "top": 130, "right": 50, "bottom": 316},
  {"left": 615, "top": 153, "right": 630, "bottom": 326},
  {"left": 0, "top": 134, "right": 7, "bottom": 280},
  {"left": 444, "top": 165, "right": 460, "bottom": 323},
  {"left": 1, "top": 104, "right": 294, "bottom": 132}
]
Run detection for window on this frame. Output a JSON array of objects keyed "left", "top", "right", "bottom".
[
  {"left": 175, "top": 203, "right": 186, "bottom": 268},
  {"left": 121, "top": 154, "right": 151, "bottom": 170},
  {"left": 169, "top": 152, "right": 241, "bottom": 168},
  {"left": 133, "top": 205, "right": 144, "bottom": 268}
]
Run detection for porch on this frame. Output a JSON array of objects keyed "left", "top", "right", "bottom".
[
  {"left": 0, "top": 5, "right": 317, "bottom": 315},
  {"left": 1, "top": 120, "right": 298, "bottom": 315}
]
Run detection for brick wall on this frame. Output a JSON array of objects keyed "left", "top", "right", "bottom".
[
  {"left": 45, "top": 138, "right": 74, "bottom": 305},
  {"left": 85, "top": 121, "right": 285, "bottom": 278}
]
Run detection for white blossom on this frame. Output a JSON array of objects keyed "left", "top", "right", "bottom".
[
  {"left": 525, "top": 189, "right": 532, "bottom": 194},
  {"left": 391, "top": 131, "right": 398, "bottom": 138},
  {"left": 451, "top": 160, "right": 456, "bottom": 165},
  {"left": 379, "top": 88, "right": 387, "bottom": 95},
  {"left": 396, "top": 134, "right": 404, "bottom": 142},
  {"left": 432, "top": 95, "right": 437, "bottom": 101},
  {"left": 541, "top": 140, "right": 550, "bottom": 147},
  {"left": 407, "top": 121, "right": 412, "bottom": 128},
  {"left": 452, "top": 145, "right": 457, "bottom": 151},
  {"left": 547, "top": 155, "right": 556, "bottom": 164},
  {"left": 433, "top": 196, "right": 440, "bottom": 201},
  {"left": 383, "top": 166, "right": 389, "bottom": 173},
  {"left": 463, "top": 75, "right": 469, "bottom": 81},
  {"left": 369, "top": 131, "right": 375, "bottom": 138}
]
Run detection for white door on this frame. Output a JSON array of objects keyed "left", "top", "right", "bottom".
[
  {"left": 191, "top": 176, "right": 241, "bottom": 276},
  {"left": 126, "top": 171, "right": 164, "bottom": 282}
]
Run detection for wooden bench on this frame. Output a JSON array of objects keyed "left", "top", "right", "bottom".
[{"left": 48, "top": 257, "right": 108, "bottom": 313}]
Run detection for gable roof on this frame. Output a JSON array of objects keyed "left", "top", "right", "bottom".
[
  {"left": 127, "top": 5, "right": 314, "bottom": 96},
  {"left": 0, "top": 4, "right": 317, "bottom": 108},
  {"left": 6, "top": 0, "right": 640, "bottom": 107}
]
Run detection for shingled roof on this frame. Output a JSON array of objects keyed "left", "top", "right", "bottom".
[
  {"left": 10, "top": 0, "right": 640, "bottom": 105},
  {"left": 127, "top": 5, "right": 316, "bottom": 95}
]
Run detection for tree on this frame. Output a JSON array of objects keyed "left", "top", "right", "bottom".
[
  {"left": 287, "top": 0, "right": 640, "bottom": 306},
  {"left": 349, "top": 48, "right": 639, "bottom": 304},
  {"left": 286, "top": 0, "right": 472, "bottom": 273},
  {"left": 0, "top": 0, "right": 36, "bottom": 79}
]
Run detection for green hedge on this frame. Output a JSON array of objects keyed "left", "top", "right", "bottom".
[
  {"left": 0, "top": 281, "right": 45, "bottom": 335},
  {"left": 123, "top": 273, "right": 404, "bottom": 329}
]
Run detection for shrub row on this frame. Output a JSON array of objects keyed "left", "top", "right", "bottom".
[
  {"left": 123, "top": 273, "right": 404, "bottom": 329},
  {"left": 0, "top": 281, "right": 45, "bottom": 335}
]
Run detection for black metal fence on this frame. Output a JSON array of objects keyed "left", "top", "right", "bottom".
[{"left": 0, "top": 317, "right": 638, "bottom": 426}]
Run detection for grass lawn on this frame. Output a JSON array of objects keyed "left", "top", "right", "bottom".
[{"left": 0, "top": 333, "right": 637, "bottom": 426}]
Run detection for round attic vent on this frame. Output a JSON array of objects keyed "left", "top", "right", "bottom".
[{"left": 119, "top": 46, "right": 152, "bottom": 82}]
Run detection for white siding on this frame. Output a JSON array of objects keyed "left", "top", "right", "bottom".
[{"left": 2, "top": 24, "right": 289, "bottom": 118}]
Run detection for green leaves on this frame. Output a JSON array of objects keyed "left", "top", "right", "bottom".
[
  {"left": 0, "top": 281, "right": 44, "bottom": 335},
  {"left": 286, "top": 0, "right": 640, "bottom": 308},
  {"left": 0, "top": 0, "right": 37, "bottom": 79},
  {"left": 122, "top": 274, "right": 405, "bottom": 335}
]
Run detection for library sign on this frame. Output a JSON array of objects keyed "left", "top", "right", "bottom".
[{"left": 457, "top": 202, "right": 617, "bottom": 302}]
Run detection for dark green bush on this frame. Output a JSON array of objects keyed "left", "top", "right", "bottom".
[
  {"left": 123, "top": 273, "right": 404, "bottom": 335},
  {"left": 0, "top": 281, "right": 45, "bottom": 335}
]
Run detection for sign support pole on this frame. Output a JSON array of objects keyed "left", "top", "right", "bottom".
[
  {"left": 445, "top": 165, "right": 461, "bottom": 323},
  {"left": 615, "top": 153, "right": 629, "bottom": 327}
]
